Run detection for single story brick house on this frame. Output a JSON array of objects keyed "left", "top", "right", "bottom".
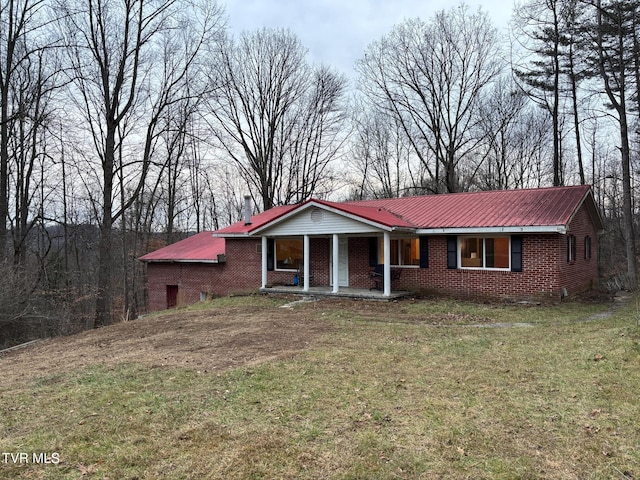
[{"left": 140, "top": 185, "right": 604, "bottom": 311}]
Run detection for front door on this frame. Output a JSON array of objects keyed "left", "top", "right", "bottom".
[
  {"left": 167, "top": 285, "right": 178, "bottom": 309},
  {"left": 330, "top": 237, "right": 349, "bottom": 287}
]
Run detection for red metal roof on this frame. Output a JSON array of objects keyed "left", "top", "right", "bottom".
[
  {"left": 231, "top": 185, "right": 596, "bottom": 233},
  {"left": 347, "top": 185, "right": 595, "bottom": 229},
  {"left": 139, "top": 231, "right": 225, "bottom": 262},
  {"left": 140, "top": 186, "right": 601, "bottom": 262}
]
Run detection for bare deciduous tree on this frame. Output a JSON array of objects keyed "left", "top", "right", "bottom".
[
  {"left": 280, "top": 65, "right": 348, "bottom": 204},
  {"left": 57, "top": 0, "right": 223, "bottom": 326},
  {"left": 0, "top": 0, "right": 52, "bottom": 261},
  {"left": 357, "top": 6, "right": 502, "bottom": 194},
  {"left": 206, "top": 28, "right": 348, "bottom": 211},
  {"left": 475, "top": 77, "right": 529, "bottom": 189},
  {"left": 351, "top": 106, "right": 413, "bottom": 199},
  {"left": 474, "top": 76, "right": 555, "bottom": 189},
  {"left": 590, "top": 0, "right": 638, "bottom": 287}
]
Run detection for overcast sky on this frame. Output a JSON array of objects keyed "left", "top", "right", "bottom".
[{"left": 224, "top": 0, "right": 514, "bottom": 78}]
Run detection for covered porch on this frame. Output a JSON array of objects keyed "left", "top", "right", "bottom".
[
  {"left": 259, "top": 232, "right": 401, "bottom": 297},
  {"left": 250, "top": 201, "right": 419, "bottom": 297}
]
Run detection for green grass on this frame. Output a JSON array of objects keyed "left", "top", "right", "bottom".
[{"left": 1, "top": 296, "right": 639, "bottom": 479}]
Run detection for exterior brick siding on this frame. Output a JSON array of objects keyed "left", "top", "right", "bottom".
[
  {"left": 146, "top": 238, "right": 264, "bottom": 311},
  {"left": 558, "top": 201, "right": 600, "bottom": 294},
  {"left": 145, "top": 202, "right": 600, "bottom": 310},
  {"left": 146, "top": 238, "right": 331, "bottom": 311}
]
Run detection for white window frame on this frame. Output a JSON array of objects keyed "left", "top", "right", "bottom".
[{"left": 458, "top": 236, "right": 511, "bottom": 271}]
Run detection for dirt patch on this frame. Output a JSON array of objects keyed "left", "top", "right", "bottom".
[{"left": 0, "top": 301, "right": 333, "bottom": 387}]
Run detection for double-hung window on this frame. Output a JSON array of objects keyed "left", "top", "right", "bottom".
[{"left": 584, "top": 236, "right": 592, "bottom": 260}]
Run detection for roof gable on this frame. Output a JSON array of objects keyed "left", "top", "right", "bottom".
[{"left": 250, "top": 199, "right": 415, "bottom": 236}]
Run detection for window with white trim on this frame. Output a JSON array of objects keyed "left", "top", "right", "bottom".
[
  {"left": 378, "top": 237, "right": 420, "bottom": 266},
  {"left": 274, "top": 239, "right": 303, "bottom": 271},
  {"left": 459, "top": 236, "right": 510, "bottom": 270}
]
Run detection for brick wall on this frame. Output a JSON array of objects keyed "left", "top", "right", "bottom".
[
  {"left": 558, "top": 202, "right": 600, "bottom": 294},
  {"left": 146, "top": 238, "right": 264, "bottom": 311},
  {"left": 310, "top": 238, "right": 330, "bottom": 286},
  {"left": 349, "top": 238, "right": 373, "bottom": 288},
  {"left": 348, "top": 202, "right": 599, "bottom": 302},
  {"left": 385, "top": 235, "right": 563, "bottom": 301},
  {"left": 345, "top": 234, "right": 562, "bottom": 300}
]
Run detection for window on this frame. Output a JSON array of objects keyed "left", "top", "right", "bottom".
[
  {"left": 459, "top": 237, "right": 510, "bottom": 270},
  {"left": 275, "top": 239, "right": 303, "bottom": 270},
  {"left": 567, "top": 234, "right": 577, "bottom": 263},
  {"left": 584, "top": 236, "right": 592, "bottom": 260},
  {"left": 378, "top": 237, "right": 420, "bottom": 266}
]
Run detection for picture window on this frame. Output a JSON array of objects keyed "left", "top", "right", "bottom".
[
  {"left": 275, "top": 239, "right": 303, "bottom": 270},
  {"left": 459, "top": 237, "right": 510, "bottom": 270}
]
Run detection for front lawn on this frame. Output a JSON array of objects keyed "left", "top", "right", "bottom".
[{"left": 1, "top": 295, "right": 638, "bottom": 479}]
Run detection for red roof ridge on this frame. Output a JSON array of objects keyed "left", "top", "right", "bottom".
[{"left": 214, "top": 204, "right": 299, "bottom": 235}]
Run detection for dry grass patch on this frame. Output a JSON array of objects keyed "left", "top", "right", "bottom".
[{"left": 1, "top": 295, "right": 639, "bottom": 479}]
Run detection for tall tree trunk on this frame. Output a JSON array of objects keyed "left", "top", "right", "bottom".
[
  {"left": 568, "top": 41, "right": 585, "bottom": 184},
  {"left": 0, "top": 33, "right": 10, "bottom": 261},
  {"left": 552, "top": 2, "right": 562, "bottom": 186},
  {"left": 95, "top": 127, "right": 116, "bottom": 328},
  {"left": 618, "top": 114, "right": 637, "bottom": 287},
  {"left": 595, "top": 0, "right": 637, "bottom": 288}
]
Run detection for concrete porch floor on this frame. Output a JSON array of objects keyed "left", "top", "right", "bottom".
[{"left": 259, "top": 285, "right": 410, "bottom": 300}]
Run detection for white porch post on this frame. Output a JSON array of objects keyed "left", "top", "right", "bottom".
[
  {"left": 261, "top": 236, "right": 268, "bottom": 289},
  {"left": 383, "top": 231, "right": 391, "bottom": 297},
  {"left": 303, "top": 234, "right": 310, "bottom": 292},
  {"left": 332, "top": 233, "right": 339, "bottom": 293}
]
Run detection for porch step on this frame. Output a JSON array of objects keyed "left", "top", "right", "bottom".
[{"left": 260, "top": 286, "right": 410, "bottom": 300}]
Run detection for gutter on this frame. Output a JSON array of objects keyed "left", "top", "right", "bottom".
[
  {"left": 139, "top": 259, "right": 221, "bottom": 264},
  {"left": 415, "top": 225, "right": 567, "bottom": 235}
]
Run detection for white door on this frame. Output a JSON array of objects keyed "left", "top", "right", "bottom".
[{"left": 330, "top": 237, "right": 349, "bottom": 287}]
